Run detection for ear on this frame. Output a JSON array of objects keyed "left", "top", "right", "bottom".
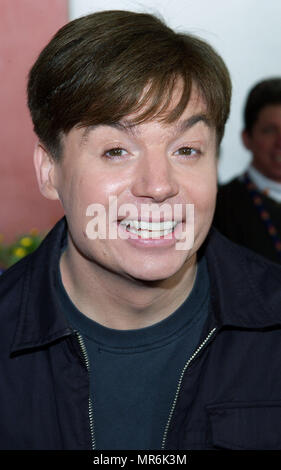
[
  {"left": 241, "top": 129, "right": 253, "bottom": 151},
  {"left": 33, "top": 142, "right": 59, "bottom": 200}
]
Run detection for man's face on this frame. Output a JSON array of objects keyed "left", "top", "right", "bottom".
[
  {"left": 243, "top": 104, "right": 281, "bottom": 182},
  {"left": 44, "top": 87, "right": 218, "bottom": 282}
]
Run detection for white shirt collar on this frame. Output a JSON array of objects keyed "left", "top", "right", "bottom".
[{"left": 247, "top": 165, "right": 281, "bottom": 203}]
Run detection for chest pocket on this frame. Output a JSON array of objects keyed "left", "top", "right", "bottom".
[{"left": 206, "top": 402, "right": 281, "bottom": 450}]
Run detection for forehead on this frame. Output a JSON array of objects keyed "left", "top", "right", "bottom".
[
  {"left": 81, "top": 85, "right": 212, "bottom": 141},
  {"left": 257, "top": 104, "right": 281, "bottom": 122},
  {"left": 127, "top": 83, "right": 207, "bottom": 124}
]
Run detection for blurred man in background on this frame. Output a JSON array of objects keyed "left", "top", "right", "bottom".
[{"left": 214, "top": 78, "right": 281, "bottom": 263}]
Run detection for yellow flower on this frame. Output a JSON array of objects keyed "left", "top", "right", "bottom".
[
  {"left": 13, "top": 247, "right": 27, "bottom": 258},
  {"left": 20, "top": 236, "right": 33, "bottom": 247}
]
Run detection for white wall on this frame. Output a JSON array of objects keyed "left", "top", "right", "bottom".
[{"left": 69, "top": 0, "right": 281, "bottom": 183}]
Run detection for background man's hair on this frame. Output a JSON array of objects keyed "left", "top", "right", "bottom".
[
  {"left": 244, "top": 77, "right": 281, "bottom": 134},
  {"left": 27, "top": 10, "right": 232, "bottom": 160}
]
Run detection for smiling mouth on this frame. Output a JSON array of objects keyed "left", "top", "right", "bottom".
[{"left": 119, "top": 219, "right": 178, "bottom": 239}]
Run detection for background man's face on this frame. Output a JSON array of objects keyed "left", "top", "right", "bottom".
[
  {"left": 243, "top": 104, "right": 281, "bottom": 182},
  {"left": 49, "top": 86, "right": 218, "bottom": 282}
]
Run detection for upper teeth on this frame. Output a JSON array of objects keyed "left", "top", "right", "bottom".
[{"left": 119, "top": 220, "right": 177, "bottom": 231}]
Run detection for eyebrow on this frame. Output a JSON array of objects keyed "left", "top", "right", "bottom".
[
  {"left": 80, "top": 122, "right": 134, "bottom": 146},
  {"left": 175, "top": 114, "right": 212, "bottom": 133},
  {"left": 114, "top": 114, "right": 212, "bottom": 134},
  {"left": 80, "top": 113, "right": 212, "bottom": 145}
]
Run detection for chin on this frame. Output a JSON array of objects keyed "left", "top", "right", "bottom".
[
  {"left": 125, "top": 258, "right": 190, "bottom": 283},
  {"left": 133, "top": 272, "right": 174, "bottom": 282}
]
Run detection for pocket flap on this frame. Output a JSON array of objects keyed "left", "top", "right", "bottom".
[{"left": 207, "top": 402, "right": 281, "bottom": 450}]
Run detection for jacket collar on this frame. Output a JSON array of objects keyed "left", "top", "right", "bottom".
[
  {"left": 11, "top": 218, "right": 281, "bottom": 353},
  {"left": 11, "top": 217, "right": 73, "bottom": 353}
]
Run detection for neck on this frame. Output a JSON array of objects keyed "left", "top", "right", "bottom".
[{"left": 60, "top": 241, "right": 197, "bottom": 330}]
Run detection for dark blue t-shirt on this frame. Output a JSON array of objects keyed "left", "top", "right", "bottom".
[{"left": 57, "top": 256, "right": 210, "bottom": 450}]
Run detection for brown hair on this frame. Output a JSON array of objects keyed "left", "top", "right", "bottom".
[
  {"left": 27, "top": 10, "right": 232, "bottom": 160},
  {"left": 244, "top": 77, "right": 281, "bottom": 133}
]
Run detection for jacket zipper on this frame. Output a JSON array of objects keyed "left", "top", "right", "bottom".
[
  {"left": 161, "top": 327, "right": 216, "bottom": 449},
  {"left": 76, "top": 332, "right": 96, "bottom": 450}
]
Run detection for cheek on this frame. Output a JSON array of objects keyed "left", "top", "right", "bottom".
[
  {"left": 196, "top": 188, "right": 217, "bottom": 217},
  {"left": 79, "top": 171, "right": 130, "bottom": 206},
  {"left": 185, "top": 172, "right": 217, "bottom": 213},
  {"left": 253, "top": 136, "right": 272, "bottom": 153}
]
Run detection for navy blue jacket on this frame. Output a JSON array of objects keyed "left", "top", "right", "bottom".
[{"left": 1, "top": 218, "right": 281, "bottom": 450}]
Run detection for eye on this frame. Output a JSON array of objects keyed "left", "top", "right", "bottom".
[
  {"left": 174, "top": 146, "right": 200, "bottom": 158},
  {"left": 103, "top": 147, "right": 128, "bottom": 159}
]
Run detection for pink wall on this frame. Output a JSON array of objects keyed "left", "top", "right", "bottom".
[{"left": 0, "top": 0, "right": 68, "bottom": 242}]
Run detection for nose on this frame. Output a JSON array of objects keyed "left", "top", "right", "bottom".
[{"left": 131, "top": 152, "right": 179, "bottom": 203}]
